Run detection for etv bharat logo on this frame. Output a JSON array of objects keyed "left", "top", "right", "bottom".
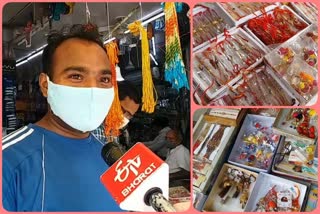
[{"left": 114, "top": 155, "right": 141, "bottom": 182}]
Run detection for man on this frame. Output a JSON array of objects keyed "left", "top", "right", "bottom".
[
  {"left": 2, "top": 26, "right": 122, "bottom": 211},
  {"left": 142, "top": 117, "right": 171, "bottom": 160},
  {"left": 92, "top": 80, "right": 140, "bottom": 144},
  {"left": 165, "top": 130, "right": 190, "bottom": 181}
]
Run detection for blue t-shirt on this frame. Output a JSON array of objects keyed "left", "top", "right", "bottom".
[{"left": 2, "top": 124, "right": 122, "bottom": 211}]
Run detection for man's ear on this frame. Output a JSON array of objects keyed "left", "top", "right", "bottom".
[{"left": 39, "top": 73, "right": 49, "bottom": 97}]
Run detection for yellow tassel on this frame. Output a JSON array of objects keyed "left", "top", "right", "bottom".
[
  {"left": 104, "top": 41, "right": 123, "bottom": 137},
  {"left": 128, "top": 21, "right": 157, "bottom": 113}
]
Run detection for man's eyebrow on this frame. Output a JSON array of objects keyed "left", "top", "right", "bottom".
[
  {"left": 62, "top": 67, "right": 111, "bottom": 75},
  {"left": 101, "top": 69, "right": 111, "bottom": 75},
  {"left": 63, "top": 66, "right": 87, "bottom": 73}
]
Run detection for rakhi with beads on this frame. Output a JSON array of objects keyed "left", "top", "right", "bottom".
[
  {"left": 164, "top": 2, "right": 189, "bottom": 90},
  {"left": 128, "top": 21, "right": 157, "bottom": 113},
  {"left": 104, "top": 41, "right": 124, "bottom": 136}
]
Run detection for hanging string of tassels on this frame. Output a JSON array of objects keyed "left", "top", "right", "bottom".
[
  {"left": 104, "top": 41, "right": 124, "bottom": 136},
  {"left": 128, "top": 21, "right": 157, "bottom": 113},
  {"left": 164, "top": 2, "right": 189, "bottom": 90}
]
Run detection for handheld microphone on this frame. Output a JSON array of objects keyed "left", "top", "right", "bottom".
[{"left": 100, "top": 142, "right": 176, "bottom": 212}]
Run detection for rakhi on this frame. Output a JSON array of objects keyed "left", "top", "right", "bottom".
[
  {"left": 219, "top": 167, "right": 256, "bottom": 206},
  {"left": 287, "top": 109, "right": 316, "bottom": 139},
  {"left": 255, "top": 185, "right": 301, "bottom": 212},
  {"left": 248, "top": 7, "right": 307, "bottom": 45},
  {"left": 294, "top": 2, "right": 318, "bottom": 23},
  {"left": 193, "top": 123, "right": 212, "bottom": 153},
  {"left": 290, "top": 71, "right": 317, "bottom": 98},
  {"left": 203, "top": 125, "right": 227, "bottom": 159},
  {"left": 220, "top": 2, "right": 272, "bottom": 20},
  {"left": 193, "top": 6, "right": 226, "bottom": 46},
  {"left": 194, "top": 52, "right": 229, "bottom": 85}
]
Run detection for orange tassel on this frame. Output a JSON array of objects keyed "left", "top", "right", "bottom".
[{"left": 104, "top": 41, "right": 123, "bottom": 137}]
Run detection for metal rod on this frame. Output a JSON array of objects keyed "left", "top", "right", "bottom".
[
  {"left": 6, "top": 3, "right": 32, "bottom": 25},
  {"left": 103, "top": 5, "right": 140, "bottom": 41}
]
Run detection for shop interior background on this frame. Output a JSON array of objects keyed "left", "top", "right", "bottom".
[{"left": 2, "top": 2, "right": 190, "bottom": 148}]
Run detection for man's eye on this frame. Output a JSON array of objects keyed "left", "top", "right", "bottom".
[
  {"left": 101, "top": 77, "right": 111, "bottom": 83},
  {"left": 70, "top": 74, "right": 82, "bottom": 80}
]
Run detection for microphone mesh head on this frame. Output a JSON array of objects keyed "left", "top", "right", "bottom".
[{"left": 101, "top": 143, "right": 125, "bottom": 166}]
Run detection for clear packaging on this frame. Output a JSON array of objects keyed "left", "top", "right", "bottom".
[{"left": 228, "top": 114, "right": 280, "bottom": 172}]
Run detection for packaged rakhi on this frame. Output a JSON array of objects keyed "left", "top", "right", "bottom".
[
  {"left": 193, "top": 28, "right": 266, "bottom": 98},
  {"left": 244, "top": 173, "right": 307, "bottom": 212},
  {"left": 202, "top": 164, "right": 257, "bottom": 212},
  {"left": 219, "top": 2, "right": 273, "bottom": 21},
  {"left": 272, "top": 137, "right": 318, "bottom": 183},
  {"left": 228, "top": 114, "right": 280, "bottom": 172},
  {"left": 266, "top": 24, "right": 318, "bottom": 74},
  {"left": 291, "top": 2, "right": 318, "bottom": 24},
  {"left": 208, "top": 65, "right": 296, "bottom": 106},
  {"left": 193, "top": 4, "right": 232, "bottom": 47},
  {"left": 246, "top": 6, "right": 308, "bottom": 47},
  {"left": 281, "top": 58, "right": 317, "bottom": 103}
]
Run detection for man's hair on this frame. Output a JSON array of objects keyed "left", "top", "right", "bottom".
[
  {"left": 42, "top": 24, "right": 106, "bottom": 79},
  {"left": 118, "top": 80, "right": 141, "bottom": 104},
  {"left": 170, "top": 130, "right": 183, "bottom": 143},
  {"left": 152, "top": 116, "right": 169, "bottom": 128}
]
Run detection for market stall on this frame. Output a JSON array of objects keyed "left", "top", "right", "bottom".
[
  {"left": 192, "top": 2, "right": 318, "bottom": 106},
  {"left": 2, "top": 2, "right": 191, "bottom": 211},
  {"left": 193, "top": 108, "right": 318, "bottom": 212}
]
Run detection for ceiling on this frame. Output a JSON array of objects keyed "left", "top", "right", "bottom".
[{"left": 2, "top": 2, "right": 162, "bottom": 61}]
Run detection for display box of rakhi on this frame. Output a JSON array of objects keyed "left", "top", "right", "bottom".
[
  {"left": 193, "top": 189, "right": 208, "bottom": 211},
  {"left": 265, "top": 24, "right": 318, "bottom": 105},
  {"left": 244, "top": 5, "right": 309, "bottom": 51},
  {"left": 202, "top": 163, "right": 258, "bottom": 212},
  {"left": 290, "top": 2, "right": 318, "bottom": 24},
  {"left": 244, "top": 173, "right": 308, "bottom": 212},
  {"left": 228, "top": 114, "right": 281, "bottom": 173},
  {"left": 208, "top": 64, "right": 299, "bottom": 106},
  {"left": 193, "top": 170, "right": 210, "bottom": 191},
  {"left": 272, "top": 109, "right": 318, "bottom": 144},
  {"left": 216, "top": 2, "right": 279, "bottom": 26},
  {"left": 192, "top": 3, "right": 236, "bottom": 49},
  {"left": 193, "top": 123, "right": 235, "bottom": 161},
  {"left": 304, "top": 185, "right": 318, "bottom": 211},
  {"left": 272, "top": 136, "right": 318, "bottom": 184},
  {"left": 204, "top": 108, "right": 246, "bottom": 127},
  {"left": 193, "top": 27, "right": 268, "bottom": 102},
  {"left": 169, "top": 186, "right": 190, "bottom": 205},
  {"left": 193, "top": 113, "right": 238, "bottom": 192}
]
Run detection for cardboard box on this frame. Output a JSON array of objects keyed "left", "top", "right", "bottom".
[
  {"left": 272, "top": 109, "right": 317, "bottom": 144},
  {"left": 202, "top": 163, "right": 258, "bottom": 212},
  {"left": 228, "top": 114, "right": 280, "bottom": 173},
  {"left": 245, "top": 173, "right": 308, "bottom": 212}
]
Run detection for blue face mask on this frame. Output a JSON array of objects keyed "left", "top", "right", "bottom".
[{"left": 47, "top": 77, "right": 114, "bottom": 132}]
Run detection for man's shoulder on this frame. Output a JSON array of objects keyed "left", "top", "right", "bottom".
[
  {"left": 175, "top": 144, "right": 189, "bottom": 153},
  {"left": 2, "top": 125, "right": 42, "bottom": 166}
]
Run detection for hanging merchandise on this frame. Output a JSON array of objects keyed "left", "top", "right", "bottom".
[
  {"left": 128, "top": 21, "right": 157, "bottom": 113},
  {"left": 24, "top": 21, "right": 32, "bottom": 48},
  {"left": 51, "top": 3, "right": 69, "bottom": 21},
  {"left": 65, "top": 2, "right": 75, "bottom": 15},
  {"left": 104, "top": 41, "right": 124, "bottom": 136},
  {"left": 164, "top": 2, "right": 189, "bottom": 91},
  {"left": 192, "top": 2, "right": 318, "bottom": 106}
]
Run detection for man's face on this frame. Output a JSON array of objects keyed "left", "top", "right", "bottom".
[
  {"left": 49, "top": 38, "right": 112, "bottom": 88},
  {"left": 166, "top": 131, "right": 178, "bottom": 145},
  {"left": 120, "top": 96, "right": 139, "bottom": 120}
]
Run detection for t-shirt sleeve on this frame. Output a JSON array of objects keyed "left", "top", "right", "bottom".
[
  {"left": 176, "top": 147, "right": 190, "bottom": 172},
  {"left": 142, "top": 134, "right": 166, "bottom": 152},
  {"left": 2, "top": 160, "right": 16, "bottom": 211}
]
